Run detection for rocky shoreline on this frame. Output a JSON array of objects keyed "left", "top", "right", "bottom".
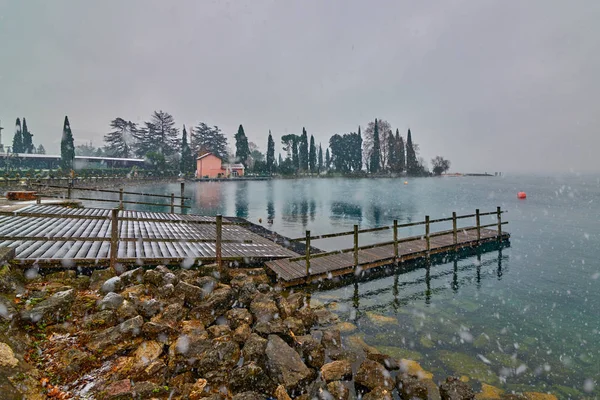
[{"left": 0, "top": 264, "right": 557, "bottom": 399}]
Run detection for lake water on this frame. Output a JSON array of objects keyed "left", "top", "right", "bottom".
[{"left": 94, "top": 175, "right": 599, "bottom": 398}]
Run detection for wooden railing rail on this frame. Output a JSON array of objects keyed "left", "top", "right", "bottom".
[{"left": 31, "top": 184, "right": 191, "bottom": 200}]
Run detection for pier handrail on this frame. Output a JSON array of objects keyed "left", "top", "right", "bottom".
[{"left": 290, "top": 209, "right": 506, "bottom": 242}]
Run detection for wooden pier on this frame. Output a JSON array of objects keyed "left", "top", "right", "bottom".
[
  {"left": 265, "top": 208, "right": 509, "bottom": 287},
  {"left": 0, "top": 205, "right": 297, "bottom": 267}
]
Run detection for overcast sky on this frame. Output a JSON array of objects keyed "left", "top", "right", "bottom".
[{"left": 1, "top": 0, "right": 599, "bottom": 173}]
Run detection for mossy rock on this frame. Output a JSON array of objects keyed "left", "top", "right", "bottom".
[
  {"left": 473, "top": 333, "right": 491, "bottom": 349},
  {"left": 474, "top": 383, "right": 504, "bottom": 399},
  {"left": 485, "top": 351, "right": 520, "bottom": 368},
  {"left": 365, "top": 312, "right": 398, "bottom": 327},
  {"left": 419, "top": 335, "right": 435, "bottom": 348},
  {"left": 375, "top": 345, "right": 422, "bottom": 361},
  {"left": 551, "top": 385, "right": 584, "bottom": 399},
  {"left": 437, "top": 350, "right": 500, "bottom": 385}
]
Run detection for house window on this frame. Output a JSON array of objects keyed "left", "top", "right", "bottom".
[{"left": 231, "top": 170, "right": 238, "bottom": 177}]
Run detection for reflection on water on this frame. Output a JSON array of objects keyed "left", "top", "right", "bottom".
[
  {"left": 330, "top": 201, "right": 362, "bottom": 222},
  {"left": 235, "top": 182, "right": 249, "bottom": 218}
]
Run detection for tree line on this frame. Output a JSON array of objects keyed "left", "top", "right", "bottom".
[{"left": 6, "top": 111, "right": 451, "bottom": 176}]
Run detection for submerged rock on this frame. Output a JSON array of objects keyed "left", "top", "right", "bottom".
[
  {"left": 326, "top": 381, "right": 350, "bottom": 400},
  {"left": 355, "top": 359, "right": 394, "bottom": 391},
  {"left": 439, "top": 376, "right": 475, "bottom": 400},
  {"left": 396, "top": 374, "right": 441, "bottom": 400}
]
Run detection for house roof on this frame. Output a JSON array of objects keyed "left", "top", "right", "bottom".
[
  {"left": 223, "top": 163, "right": 245, "bottom": 169},
  {"left": 197, "top": 152, "right": 219, "bottom": 161}
]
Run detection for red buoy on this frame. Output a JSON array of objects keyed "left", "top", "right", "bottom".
[{"left": 517, "top": 192, "right": 527, "bottom": 199}]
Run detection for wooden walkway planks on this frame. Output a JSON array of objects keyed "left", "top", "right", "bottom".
[
  {"left": 265, "top": 228, "right": 509, "bottom": 286},
  {"left": 0, "top": 205, "right": 298, "bottom": 266}
]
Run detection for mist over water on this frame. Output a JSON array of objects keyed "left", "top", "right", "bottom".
[{"left": 100, "top": 175, "right": 599, "bottom": 397}]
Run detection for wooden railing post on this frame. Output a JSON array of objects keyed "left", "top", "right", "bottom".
[
  {"left": 67, "top": 180, "right": 72, "bottom": 199},
  {"left": 476, "top": 208, "right": 481, "bottom": 242},
  {"left": 353, "top": 225, "right": 359, "bottom": 270},
  {"left": 36, "top": 194, "right": 41, "bottom": 205},
  {"left": 496, "top": 206, "right": 502, "bottom": 240},
  {"left": 110, "top": 208, "right": 119, "bottom": 272},
  {"left": 216, "top": 214, "right": 223, "bottom": 274},
  {"left": 425, "top": 215, "right": 430, "bottom": 255},
  {"left": 180, "top": 182, "right": 185, "bottom": 213},
  {"left": 452, "top": 211, "right": 458, "bottom": 248},
  {"left": 119, "top": 188, "right": 124, "bottom": 210},
  {"left": 305, "top": 230, "right": 311, "bottom": 278},
  {"left": 170, "top": 193, "right": 175, "bottom": 214},
  {"left": 393, "top": 219, "right": 398, "bottom": 261}
]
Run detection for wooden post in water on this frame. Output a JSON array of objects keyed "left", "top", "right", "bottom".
[
  {"left": 110, "top": 208, "right": 119, "bottom": 272},
  {"left": 305, "top": 230, "right": 311, "bottom": 278},
  {"left": 393, "top": 219, "right": 398, "bottom": 261},
  {"left": 353, "top": 225, "right": 359, "bottom": 270},
  {"left": 476, "top": 208, "right": 481, "bottom": 242},
  {"left": 119, "top": 188, "right": 124, "bottom": 210},
  {"left": 216, "top": 214, "right": 223, "bottom": 275},
  {"left": 180, "top": 182, "right": 185, "bottom": 213},
  {"left": 170, "top": 193, "right": 175, "bottom": 214},
  {"left": 496, "top": 206, "right": 502, "bottom": 240},
  {"left": 452, "top": 212, "right": 458, "bottom": 248},
  {"left": 425, "top": 215, "right": 430, "bottom": 255}
]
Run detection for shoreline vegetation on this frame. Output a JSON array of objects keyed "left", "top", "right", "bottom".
[{"left": 0, "top": 264, "right": 557, "bottom": 399}]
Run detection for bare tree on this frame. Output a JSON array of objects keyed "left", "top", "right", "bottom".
[{"left": 431, "top": 156, "right": 450, "bottom": 175}]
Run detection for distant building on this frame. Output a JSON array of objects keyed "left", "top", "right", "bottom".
[{"left": 196, "top": 153, "right": 245, "bottom": 178}]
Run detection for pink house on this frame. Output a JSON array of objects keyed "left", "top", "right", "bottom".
[{"left": 196, "top": 153, "right": 245, "bottom": 178}]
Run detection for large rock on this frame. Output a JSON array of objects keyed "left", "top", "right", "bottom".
[
  {"left": 226, "top": 308, "right": 253, "bottom": 329},
  {"left": 367, "top": 352, "right": 401, "bottom": 370},
  {"left": 363, "top": 387, "right": 394, "bottom": 400},
  {"left": 320, "top": 360, "right": 352, "bottom": 382},
  {"left": 229, "top": 361, "right": 276, "bottom": 394},
  {"left": 175, "top": 281, "right": 204, "bottom": 306},
  {"left": 20, "top": 288, "right": 74, "bottom": 324},
  {"left": 90, "top": 268, "right": 115, "bottom": 291},
  {"left": 355, "top": 359, "right": 394, "bottom": 391},
  {"left": 250, "top": 293, "right": 279, "bottom": 323},
  {"left": 0, "top": 342, "right": 18, "bottom": 368},
  {"left": 396, "top": 374, "right": 441, "bottom": 400},
  {"left": 233, "top": 324, "right": 252, "bottom": 344},
  {"left": 242, "top": 333, "right": 267, "bottom": 363},
  {"left": 98, "top": 292, "right": 124, "bottom": 310},
  {"left": 295, "top": 335, "right": 325, "bottom": 369},
  {"left": 0, "top": 296, "right": 17, "bottom": 321},
  {"left": 100, "top": 276, "right": 123, "bottom": 294},
  {"left": 119, "top": 267, "right": 144, "bottom": 286},
  {"left": 104, "top": 379, "right": 132, "bottom": 399},
  {"left": 87, "top": 315, "right": 144, "bottom": 357},
  {"left": 137, "top": 298, "right": 162, "bottom": 318},
  {"left": 327, "top": 381, "right": 350, "bottom": 400},
  {"left": 189, "top": 286, "right": 235, "bottom": 326},
  {"left": 132, "top": 340, "right": 163, "bottom": 370},
  {"left": 439, "top": 376, "right": 474, "bottom": 400},
  {"left": 265, "top": 334, "right": 311, "bottom": 390},
  {"left": 195, "top": 339, "right": 240, "bottom": 375}
]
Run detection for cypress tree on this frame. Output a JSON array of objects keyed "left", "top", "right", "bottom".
[
  {"left": 406, "top": 128, "right": 418, "bottom": 175},
  {"left": 292, "top": 139, "right": 299, "bottom": 172},
  {"left": 278, "top": 153, "right": 283, "bottom": 167},
  {"left": 266, "top": 131, "right": 275, "bottom": 174},
  {"left": 396, "top": 129, "right": 405, "bottom": 173},
  {"left": 309, "top": 134, "right": 316, "bottom": 173},
  {"left": 318, "top": 144, "right": 323, "bottom": 173},
  {"left": 387, "top": 131, "right": 396, "bottom": 171},
  {"left": 61, "top": 116, "right": 75, "bottom": 170},
  {"left": 235, "top": 124, "right": 250, "bottom": 167},
  {"left": 21, "top": 118, "right": 34, "bottom": 153},
  {"left": 325, "top": 148, "right": 330, "bottom": 170},
  {"left": 370, "top": 119, "right": 381, "bottom": 173},
  {"left": 299, "top": 127, "right": 309, "bottom": 171},
  {"left": 37, "top": 144, "right": 46, "bottom": 154},
  {"left": 12, "top": 118, "right": 23, "bottom": 153},
  {"left": 180, "top": 125, "right": 194, "bottom": 175}
]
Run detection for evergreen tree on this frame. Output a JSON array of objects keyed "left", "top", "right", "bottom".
[
  {"left": 190, "top": 123, "right": 229, "bottom": 160},
  {"left": 395, "top": 129, "right": 405, "bottom": 173},
  {"left": 370, "top": 119, "right": 381, "bottom": 173},
  {"left": 180, "top": 125, "right": 195, "bottom": 175},
  {"left": 387, "top": 131, "right": 396, "bottom": 171},
  {"left": 37, "top": 144, "right": 46, "bottom": 154},
  {"left": 234, "top": 124, "right": 250, "bottom": 167},
  {"left": 299, "top": 127, "right": 309, "bottom": 171},
  {"left": 60, "top": 116, "right": 75, "bottom": 170},
  {"left": 406, "top": 129, "right": 418, "bottom": 175},
  {"left": 292, "top": 140, "right": 299, "bottom": 172},
  {"left": 134, "top": 111, "right": 179, "bottom": 158},
  {"left": 21, "top": 118, "right": 34, "bottom": 153},
  {"left": 309, "top": 134, "right": 316, "bottom": 173},
  {"left": 318, "top": 144, "right": 323, "bottom": 173},
  {"left": 266, "top": 131, "right": 275, "bottom": 174},
  {"left": 325, "top": 148, "right": 330, "bottom": 170},
  {"left": 104, "top": 118, "right": 134, "bottom": 158},
  {"left": 278, "top": 153, "right": 283, "bottom": 168},
  {"left": 12, "top": 118, "right": 23, "bottom": 153}
]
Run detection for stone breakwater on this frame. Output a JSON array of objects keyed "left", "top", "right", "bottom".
[{"left": 0, "top": 264, "right": 557, "bottom": 400}]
